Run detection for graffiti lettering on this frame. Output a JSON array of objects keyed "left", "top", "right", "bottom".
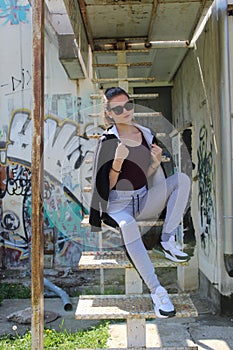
[
  {"left": 6, "top": 165, "right": 31, "bottom": 196},
  {"left": 12, "top": 69, "right": 32, "bottom": 92},
  {"left": 0, "top": 164, "right": 31, "bottom": 198},
  {"left": 7, "top": 111, "right": 96, "bottom": 185},
  {"left": 0, "top": 108, "right": 108, "bottom": 267},
  {"left": 1, "top": 68, "right": 32, "bottom": 96}
]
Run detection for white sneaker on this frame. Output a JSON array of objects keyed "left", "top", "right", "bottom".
[
  {"left": 151, "top": 286, "right": 176, "bottom": 318},
  {"left": 160, "top": 236, "right": 190, "bottom": 263}
]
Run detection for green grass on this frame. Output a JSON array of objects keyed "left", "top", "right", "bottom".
[
  {"left": 0, "top": 283, "right": 31, "bottom": 304},
  {"left": 74, "top": 286, "right": 124, "bottom": 297},
  {"left": 0, "top": 321, "right": 109, "bottom": 349}
]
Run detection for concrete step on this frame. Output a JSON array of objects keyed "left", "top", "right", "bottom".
[
  {"left": 134, "top": 112, "right": 162, "bottom": 117},
  {"left": 83, "top": 185, "right": 92, "bottom": 192},
  {"left": 75, "top": 293, "right": 198, "bottom": 320},
  {"left": 92, "top": 77, "right": 157, "bottom": 83},
  {"left": 85, "top": 133, "right": 102, "bottom": 139},
  {"left": 130, "top": 93, "right": 159, "bottom": 99},
  {"left": 87, "top": 111, "right": 162, "bottom": 118},
  {"left": 93, "top": 62, "right": 153, "bottom": 68},
  {"left": 90, "top": 93, "right": 159, "bottom": 100},
  {"left": 86, "top": 112, "right": 162, "bottom": 118},
  {"left": 78, "top": 347, "right": 198, "bottom": 350},
  {"left": 88, "top": 113, "right": 102, "bottom": 118},
  {"left": 78, "top": 250, "right": 189, "bottom": 270},
  {"left": 81, "top": 215, "right": 164, "bottom": 229}
]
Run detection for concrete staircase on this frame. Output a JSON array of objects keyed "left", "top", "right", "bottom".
[
  {"left": 75, "top": 83, "right": 198, "bottom": 348},
  {"left": 75, "top": 219, "right": 198, "bottom": 349}
]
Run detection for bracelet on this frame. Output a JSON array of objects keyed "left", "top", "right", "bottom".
[
  {"left": 150, "top": 163, "right": 158, "bottom": 170},
  {"left": 111, "top": 167, "right": 122, "bottom": 174}
]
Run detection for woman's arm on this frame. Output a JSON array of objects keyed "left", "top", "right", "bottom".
[
  {"left": 90, "top": 136, "right": 116, "bottom": 230},
  {"left": 109, "top": 158, "right": 124, "bottom": 189},
  {"left": 109, "top": 142, "right": 129, "bottom": 189},
  {"left": 147, "top": 143, "right": 162, "bottom": 177}
]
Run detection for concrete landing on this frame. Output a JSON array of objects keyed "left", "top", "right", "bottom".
[{"left": 0, "top": 294, "right": 232, "bottom": 349}]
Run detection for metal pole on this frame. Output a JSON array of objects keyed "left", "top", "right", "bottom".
[
  {"left": 31, "top": 0, "right": 45, "bottom": 348},
  {"left": 218, "top": 0, "right": 233, "bottom": 276}
]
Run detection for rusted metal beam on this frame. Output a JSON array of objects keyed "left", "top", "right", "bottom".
[
  {"left": 92, "top": 77, "right": 156, "bottom": 83},
  {"left": 149, "top": 40, "right": 191, "bottom": 48},
  {"left": 147, "top": 0, "right": 159, "bottom": 43},
  {"left": 94, "top": 36, "right": 147, "bottom": 43},
  {"left": 93, "top": 62, "right": 152, "bottom": 67},
  {"left": 31, "top": 0, "right": 45, "bottom": 349},
  {"left": 78, "top": 0, "right": 94, "bottom": 50},
  {"left": 93, "top": 49, "right": 150, "bottom": 54},
  {"left": 90, "top": 93, "right": 159, "bottom": 99}
]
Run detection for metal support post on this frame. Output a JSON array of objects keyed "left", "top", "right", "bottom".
[{"left": 31, "top": 0, "right": 45, "bottom": 348}]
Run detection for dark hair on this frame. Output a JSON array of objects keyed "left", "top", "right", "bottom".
[
  {"left": 104, "top": 87, "right": 129, "bottom": 109},
  {"left": 103, "top": 87, "right": 130, "bottom": 126}
]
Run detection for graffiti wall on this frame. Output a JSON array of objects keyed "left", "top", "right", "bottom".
[
  {"left": 0, "top": 1, "right": 107, "bottom": 269},
  {"left": 1, "top": 107, "right": 105, "bottom": 267},
  {"left": 196, "top": 125, "right": 215, "bottom": 256},
  {"left": 172, "top": 10, "right": 222, "bottom": 285}
]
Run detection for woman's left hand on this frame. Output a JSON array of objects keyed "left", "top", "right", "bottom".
[{"left": 151, "top": 144, "right": 162, "bottom": 166}]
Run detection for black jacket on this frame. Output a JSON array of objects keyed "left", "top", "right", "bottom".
[{"left": 89, "top": 123, "right": 172, "bottom": 231}]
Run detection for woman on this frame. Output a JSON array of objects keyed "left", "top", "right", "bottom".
[{"left": 89, "top": 87, "right": 190, "bottom": 318}]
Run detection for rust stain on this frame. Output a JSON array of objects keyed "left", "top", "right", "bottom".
[{"left": 31, "top": 0, "right": 45, "bottom": 349}]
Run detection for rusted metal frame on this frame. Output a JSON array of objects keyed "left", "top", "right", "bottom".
[
  {"left": 149, "top": 40, "right": 191, "bottom": 48},
  {"left": 93, "top": 62, "right": 152, "bottom": 67},
  {"left": 189, "top": 0, "right": 213, "bottom": 46},
  {"left": 160, "top": 0, "right": 206, "bottom": 2},
  {"left": 83, "top": 0, "right": 202, "bottom": 5},
  {"left": 84, "top": 0, "right": 151, "bottom": 4},
  {"left": 147, "top": 0, "right": 212, "bottom": 44},
  {"left": 147, "top": 0, "right": 159, "bottom": 43},
  {"left": 89, "top": 93, "right": 159, "bottom": 99},
  {"left": 92, "top": 77, "right": 156, "bottom": 83},
  {"left": 78, "top": 0, "right": 95, "bottom": 51},
  {"left": 189, "top": 0, "right": 212, "bottom": 42},
  {"left": 31, "top": 0, "right": 45, "bottom": 349},
  {"left": 94, "top": 42, "right": 191, "bottom": 51},
  {"left": 93, "top": 49, "right": 150, "bottom": 53},
  {"left": 93, "top": 36, "right": 147, "bottom": 50},
  {"left": 94, "top": 36, "right": 147, "bottom": 43}
]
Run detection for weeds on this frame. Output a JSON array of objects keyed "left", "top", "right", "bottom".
[
  {"left": 0, "top": 283, "right": 31, "bottom": 304},
  {"left": 75, "top": 286, "right": 124, "bottom": 296},
  {"left": 0, "top": 321, "right": 109, "bottom": 349}
]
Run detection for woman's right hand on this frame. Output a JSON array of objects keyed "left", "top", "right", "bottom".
[
  {"left": 110, "top": 143, "right": 129, "bottom": 189},
  {"left": 114, "top": 142, "right": 129, "bottom": 161}
]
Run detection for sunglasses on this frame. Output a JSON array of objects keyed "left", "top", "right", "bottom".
[{"left": 109, "top": 100, "right": 134, "bottom": 115}]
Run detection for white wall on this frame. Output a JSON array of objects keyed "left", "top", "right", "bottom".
[
  {"left": 0, "top": 2, "right": 97, "bottom": 269},
  {"left": 173, "top": 4, "right": 233, "bottom": 298},
  {"left": 229, "top": 14, "right": 233, "bottom": 154},
  {"left": 229, "top": 18, "right": 233, "bottom": 297},
  {"left": 0, "top": 11, "right": 32, "bottom": 127}
]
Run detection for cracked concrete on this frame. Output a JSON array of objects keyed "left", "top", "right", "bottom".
[
  {"left": 107, "top": 317, "right": 233, "bottom": 349},
  {"left": 107, "top": 294, "right": 233, "bottom": 350},
  {"left": 0, "top": 293, "right": 233, "bottom": 349}
]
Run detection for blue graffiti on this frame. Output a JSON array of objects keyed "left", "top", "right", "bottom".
[{"left": 0, "top": 0, "right": 30, "bottom": 25}]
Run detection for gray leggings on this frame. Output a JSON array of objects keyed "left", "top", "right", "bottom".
[{"left": 106, "top": 171, "right": 190, "bottom": 293}]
